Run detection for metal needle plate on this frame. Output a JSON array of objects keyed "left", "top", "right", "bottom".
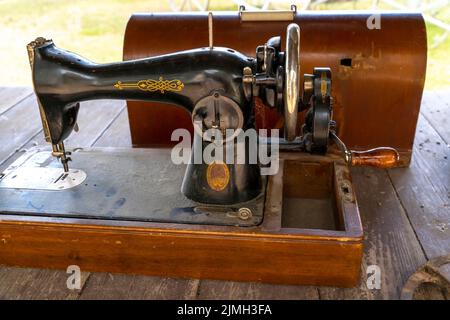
[
  {"left": 0, "top": 167, "right": 86, "bottom": 191},
  {"left": 0, "top": 149, "right": 86, "bottom": 190}
]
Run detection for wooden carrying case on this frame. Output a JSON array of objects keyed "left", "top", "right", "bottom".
[{"left": 123, "top": 10, "right": 427, "bottom": 166}]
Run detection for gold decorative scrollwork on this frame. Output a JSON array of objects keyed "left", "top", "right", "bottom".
[{"left": 113, "top": 77, "right": 184, "bottom": 94}]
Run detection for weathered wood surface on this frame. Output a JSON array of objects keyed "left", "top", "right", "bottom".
[
  {"left": 389, "top": 91, "right": 450, "bottom": 259},
  {"left": 78, "top": 275, "right": 199, "bottom": 300},
  {"left": 0, "top": 87, "right": 448, "bottom": 300},
  {"left": 319, "top": 168, "right": 427, "bottom": 299},
  {"left": 0, "top": 87, "right": 32, "bottom": 115}
]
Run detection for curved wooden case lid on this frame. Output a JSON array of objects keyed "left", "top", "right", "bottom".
[{"left": 123, "top": 11, "right": 426, "bottom": 165}]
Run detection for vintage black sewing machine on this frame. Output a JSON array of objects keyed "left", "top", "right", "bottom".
[{"left": 0, "top": 22, "right": 403, "bottom": 287}]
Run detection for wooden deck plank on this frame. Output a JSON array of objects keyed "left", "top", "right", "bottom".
[
  {"left": 0, "top": 95, "right": 42, "bottom": 166},
  {"left": 0, "top": 87, "right": 32, "bottom": 115},
  {"left": 387, "top": 115, "right": 450, "bottom": 259},
  {"left": 385, "top": 91, "right": 450, "bottom": 299},
  {"left": 420, "top": 90, "right": 450, "bottom": 144},
  {"left": 64, "top": 100, "right": 126, "bottom": 148},
  {"left": 0, "top": 267, "right": 89, "bottom": 300},
  {"left": 93, "top": 108, "right": 132, "bottom": 147},
  {"left": 319, "top": 167, "right": 427, "bottom": 299},
  {"left": 196, "top": 281, "right": 319, "bottom": 300},
  {"left": 78, "top": 274, "right": 199, "bottom": 300}
]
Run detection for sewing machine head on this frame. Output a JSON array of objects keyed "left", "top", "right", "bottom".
[{"left": 27, "top": 23, "right": 399, "bottom": 206}]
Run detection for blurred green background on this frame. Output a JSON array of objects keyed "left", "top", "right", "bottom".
[{"left": 1, "top": 0, "right": 449, "bottom": 89}]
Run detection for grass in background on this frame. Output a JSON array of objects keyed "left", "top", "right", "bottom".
[{"left": 0, "top": 0, "right": 449, "bottom": 89}]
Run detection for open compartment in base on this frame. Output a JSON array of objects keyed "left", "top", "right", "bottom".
[
  {"left": 0, "top": 148, "right": 363, "bottom": 287},
  {"left": 282, "top": 159, "right": 342, "bottom": 231}
]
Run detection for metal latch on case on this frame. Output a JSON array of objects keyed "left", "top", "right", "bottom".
[{"left": 239, "top": 4, "right": 296, "bottom": 22}]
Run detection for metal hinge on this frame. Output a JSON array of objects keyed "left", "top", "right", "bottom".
[{"left": 239, "top": 4, "right": 297, "bottom": 22}]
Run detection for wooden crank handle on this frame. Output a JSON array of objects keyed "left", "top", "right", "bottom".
[{"left": 350, "top": 147, "right": 400, "bottom": 168}]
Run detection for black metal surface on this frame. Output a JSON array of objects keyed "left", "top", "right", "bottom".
[
  {"left": 181, "top": 133, "right": 262, "bottom": 205},
  {"left": 0, "top": 147, "right": 265, "bottom": 227}
]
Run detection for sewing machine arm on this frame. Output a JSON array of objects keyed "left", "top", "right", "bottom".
[{"left": 27, "top": 38, "right": 253, "bottom": 145}]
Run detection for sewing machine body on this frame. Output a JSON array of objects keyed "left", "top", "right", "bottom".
[
  {"left": 0, "top": 9, "right": 427, "bottom": 287},
  {"left": 31, "top": 42, "right": 253, "bottom": 144}
]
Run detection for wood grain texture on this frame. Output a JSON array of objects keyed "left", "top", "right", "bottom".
[
  {"left": 94, "top": 108, "right": 132, "bottom": 147},
  {"left": 65, "top": 100, "right": 126, "bottom": 147},
  {"left": 197, "top": 281, "right": 319, "bottom": 300},
  {"left": 0, "top": 95, "right": 42, "bottom": 165},
  {"left": 388, "top": 115, "right": 450, "bottom": 259},
  {"left": 78, "top": 274, "right": 199, "bottom": 300},
  {"left": 413, "top": 282, "right": 448, "bottom": 300},
  {"left": 0, "top": 87, "right": 32, "bottom": 115},
  {"left": 0, "top": 266, "right": 89, "bottom": 300},
  {"left": 319, "top": 167, "right": 427, "bottom": 299},
  {"left": 0, "top": 212, "right": 363, "bottom": 287},
  {"left": 421, "top": 90, "right": 450, "bottom": 145}
]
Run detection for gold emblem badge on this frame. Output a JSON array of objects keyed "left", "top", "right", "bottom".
[
  {"left": 113, "top": 77, "right": 184, "bottom": 94},
  {"left": 206, "top": 162, "right": 230, "bottom": 192}
]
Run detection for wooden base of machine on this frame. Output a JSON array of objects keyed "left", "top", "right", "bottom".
[{"left": 0, "top": 150, "right": 363, "bottom": 287}]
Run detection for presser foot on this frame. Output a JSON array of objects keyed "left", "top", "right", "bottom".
[{"left": 51, "top": 142, "right": 72, "bottom": 172}]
